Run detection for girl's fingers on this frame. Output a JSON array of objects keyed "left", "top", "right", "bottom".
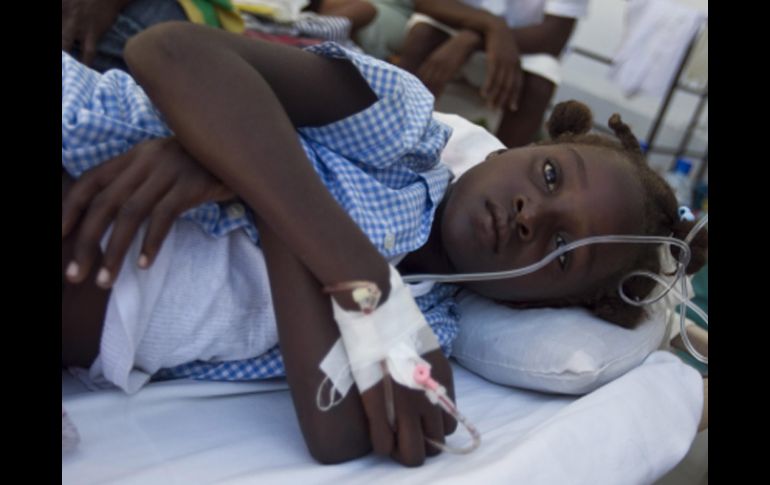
[
  {"left": 361, "top": 383, "right": 395, "bottom": 457},
  {"left": 140, "top": 186, "right": 191, "bottom": 269},
  {"left": 66, "top": 158, "right": 141, "bottom": 284},
  {"left": 62, "top": 154, "right": 129, "bottom": 238},
  {"left": 62, "top": 172, "right": 102, "bottom": 239},
  {"left": 99, "top": 176, "right": 173, "bottom": 285},
  {"left": 421, "top": 410, "right": 445, "bottom": 457},
  {"left": 391, "top": 387, "right": 426, "bottom": 467},
  {"left": 68, "top": 190, "right": 124, "bottom": 284}
]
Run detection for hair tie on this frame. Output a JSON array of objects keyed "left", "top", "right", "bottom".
[{"left": 678, "top": 206, "right": 695, "bottom": 222}]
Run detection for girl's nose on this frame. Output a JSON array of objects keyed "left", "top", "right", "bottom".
[{"left": 513, "top": 196, "right": 536, "bottom": 242}]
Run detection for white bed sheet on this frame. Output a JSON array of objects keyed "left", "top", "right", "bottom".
[{"left": 62, "top": 351, "right": 701, "bottom": 485}]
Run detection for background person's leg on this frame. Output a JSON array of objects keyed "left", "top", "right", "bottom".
[
  {"left": 395, "top": 21, "right": 449, "bottom": 75},
  {"left": 495, "top": 72, "right": 555, "bottom": 147}
]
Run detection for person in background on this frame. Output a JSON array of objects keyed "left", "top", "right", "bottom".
[
  {"left": 62, "top": 0, "right": 375, "bottom": 72},
  {"left": 357, "top": 0, "right": 589, "bottom": 148}
]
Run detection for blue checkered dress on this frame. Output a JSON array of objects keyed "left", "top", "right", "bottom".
[{"left": 62, "top": 43, "right": 460, "bottom": 382}]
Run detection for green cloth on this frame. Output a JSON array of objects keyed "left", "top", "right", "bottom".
[
  {"left": 355, "top": 0, "right": 415, "bottom": 60},
  {"left": 177, "top": 0, "right": 244, "bottom": 32}
]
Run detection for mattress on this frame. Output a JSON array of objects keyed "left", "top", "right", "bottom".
[{"left": 62, "top": 350, "right": 701, "bottom": 485}]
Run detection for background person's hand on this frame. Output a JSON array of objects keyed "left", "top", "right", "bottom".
[
  {"left": 62, "top": 0, "right": 126, "bottom": 66},
  {"left": 482, "top": 19, "right": 523, "bottom": 111},
  {"left": 359, "top": 350, "right": 457, "bottom": 466},
  {"left": 62, "top": 136, "right": 235, "bottom": 288},
  {"left": 418, "top": 30, "right": 481, "bottom": 98}
]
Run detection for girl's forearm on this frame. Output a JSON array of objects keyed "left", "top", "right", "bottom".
[
  {"left": 124, "top": 23, "right": 391, "bottom": 303},
  {"left": 258, "top": 218, "right": 372, "bottom": 464}
]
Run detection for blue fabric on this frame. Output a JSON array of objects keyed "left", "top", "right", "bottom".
[
  {"left": 62, "top": 43, "right": 460, "bottom": 382},
  {"left": 155, "top": 283, "right": 459, "bottom": 382}
]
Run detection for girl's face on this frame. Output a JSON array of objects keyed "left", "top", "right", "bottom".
[{"left": 440, "top": 143, "right": 646, "bottom": 303}]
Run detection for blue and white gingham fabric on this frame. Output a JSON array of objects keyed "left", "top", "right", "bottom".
[
  {"left": 62, "top": 43, "right": 460, "bottom": 382},
  {"left": 61, "top": 50, "right": 258, "bottom": 240},
  {"left": 155, "top": 283, "right": 459, "bottom": 381}
]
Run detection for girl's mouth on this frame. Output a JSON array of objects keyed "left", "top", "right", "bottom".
[{"left": 486, "top": 200, "right": 512, "bottom": 254}]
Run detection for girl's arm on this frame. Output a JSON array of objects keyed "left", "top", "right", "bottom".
[
  {"left": 124, "top": 22, "right": 390, "bottom": 307},
  {"left": 258, "top": 219, "right": 454, "bottom": 465},
  {"left": 256, "top": 219, "right": 372, "bottom": 464},
  {"left": 62, "top": 134, "right": 454, "bottom": 464},
  {"left": 123, "top": 23, "right": 452, "bottom": 465}
]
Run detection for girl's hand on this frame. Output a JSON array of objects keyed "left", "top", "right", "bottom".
[
  {"left": 360, "top": 350, "right": 457, "bottom": 466},
  {"left": 482, "top": 19, "right": 523, "bottom": 111},
  {"left": 62, "top": 136, "right": 234, "bottom": 288}
]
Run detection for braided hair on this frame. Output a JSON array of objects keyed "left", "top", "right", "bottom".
[{"left": 531, "top": 100, "right": 708, "bottom": 327}]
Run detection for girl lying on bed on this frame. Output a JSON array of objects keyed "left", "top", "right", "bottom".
[{"left": 61, "top": 23, "right": 707, "bottom": 467}]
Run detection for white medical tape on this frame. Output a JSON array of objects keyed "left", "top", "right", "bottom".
[
  {"left": 318, "top": 265, "right": 440, "bottom": 404},
  {"left": 318, "top": 339, "right": 354, "bottom": 405}
]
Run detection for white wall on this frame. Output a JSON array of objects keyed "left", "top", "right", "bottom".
[{"left": 554, "top": 0, "right": 708, "bottom": 176}]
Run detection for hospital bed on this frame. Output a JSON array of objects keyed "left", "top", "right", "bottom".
[
  {"left": 61, "top": 114, "right": 705, "bottom": 485},
  {"left": 62, "top": 352, "right": 700, "bottom": 485}
]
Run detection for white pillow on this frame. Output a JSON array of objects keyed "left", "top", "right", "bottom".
[
  {"left": 434, "top": 112, "right": 668, "bottom": 394},
  {"left": 433, "top": 111, "right": 505, "bottom": 177},
  {"left": 451, "top": 291, "right": 668, "bottom": 395}
]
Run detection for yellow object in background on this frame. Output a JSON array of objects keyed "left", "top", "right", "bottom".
[
  {"left": 232, "top": 0, "right": 309, "bottom": 22},
  {"left": 233, "top": 1, "right": 277, "bottom": 16},
  {"left": 177, "top": 0, "right": 245, "bottom": 33}
]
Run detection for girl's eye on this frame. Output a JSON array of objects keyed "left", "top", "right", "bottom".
[
  {"left": 555, "top": 234, "right": 568, "bottom": 270},
  {"left": 543, "top": 160, "right": 558, "bottom": 192}
]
